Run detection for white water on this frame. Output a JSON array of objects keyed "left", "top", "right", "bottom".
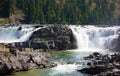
[
  {"left": 0, "top": 25, "right": 43, "bottom": 43},
  {"left": 8, "top": 25, "right": 119, "bottom": 76},
  {"left": 69, "top": 25, "right": 120, "bottom": 51},
  {"left": 49, "top": 25, "right": 120, "bottom": 76},
  {"left": 51, "top": 64, "right": 79, "bottom": 75}
]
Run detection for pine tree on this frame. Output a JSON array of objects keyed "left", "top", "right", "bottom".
[{"left": 9, "top": 0, "right": 16, "bottom": 14}]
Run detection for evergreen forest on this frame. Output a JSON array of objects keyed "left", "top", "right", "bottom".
[{"left": 0, "top": 0, "right": 120, "bottom": 25}]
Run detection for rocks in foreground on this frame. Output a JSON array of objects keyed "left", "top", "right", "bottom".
[
  {"left": 0, "top": 51, "right": 57, "bottom": 75},
  {"left": 77, "top": 52, "right": 120, "bottom": 76}
]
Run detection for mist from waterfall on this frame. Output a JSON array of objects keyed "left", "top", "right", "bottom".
[
  {"left": 69, "top": 25, "right": 120, "bottom": 51},
  {"left": 0, "top": 25, "right": 42, "bottom": 43}
]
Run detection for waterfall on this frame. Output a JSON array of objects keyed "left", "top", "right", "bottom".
[
  {"left": 70, "top": 26, "right": 89, "bottom": 49},
  {"left": 69, "top": 25, "right": 120, "bottom": 50},
  {"left": 0, "top": 25, "right": 43, "bottom": 43}
]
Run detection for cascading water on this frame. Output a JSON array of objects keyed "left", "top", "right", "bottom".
[
  {"left": 10, "top": 25, "right": 120, "bottom": 76},
  {"left": 69, "top": 25, "right": 120, "bottom": 51},
  {"left": 0, "top": 25, "right": 43, "bottom": 43},
  {"left": 70, "top": 26, "right": 89, "bottom": 49}
]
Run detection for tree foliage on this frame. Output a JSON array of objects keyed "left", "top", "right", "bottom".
[{"left": 0, "top": 0, "right": 119, "bottom": 25}]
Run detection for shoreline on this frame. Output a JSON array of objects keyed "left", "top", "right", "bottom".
[
  {"left": 77, "top": 52, "right": 120, "bottom": 76},
  {"left": 0, "top": 50, "right": 57, "bottom": 75}
]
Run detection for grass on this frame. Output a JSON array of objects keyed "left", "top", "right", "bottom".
[{"left": 0, "top": 18, "right": 8, "bottom": 24}]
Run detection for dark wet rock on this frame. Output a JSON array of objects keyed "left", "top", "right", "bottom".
[
  {"left": 87, "top": 62, "right": 92, "bottom": 66},
  {"left": 78, "top": 65, "right": 106, "bottom": 75},
  {"left": 115, "top": 63, "right": 120, "bottom": 69},
  {"left": 112, "top": 35, "right": 120, "bottom": 51},
  {"left": 106, "top": 72, "right": 114, "bottom": 76},
  {"left": 107, "top": 63, "right": 114, "bottom": 71},
  {"left": 93, "top": 52, "right": 102, "bottom": 57},
  {"left": 116, "top": 36, "right": 120, "bottom": 51},
  {"left": 50, "top": 62, "right": 57, "bottom": 67},
  {"left": 78, "top": 52, "right": 120, "bottom": 75},
  {"left": 18, "top": 26, "right": 22, "bottom": 30},
  {"left": 0, "top": 63, "right": 14, "bottom": 75},
  {"left": 14, "top": 25, "right": 76, "bottom": 50},
  {"left": 84, "top": 52, "right": 103, "bottom": 60},
  {"left": 84, "top": 55, "right": 94, "bottom": 60}
]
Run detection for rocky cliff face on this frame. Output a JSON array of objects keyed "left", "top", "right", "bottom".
[
  {"left": 15, "top": 25, "right": 76, "bottom": 51},
  {"left": 114, "top": 35, "right": 120, "bottom": 51},
  {"left": 107, "top": 35, "right": 120, "bottom": 51}
]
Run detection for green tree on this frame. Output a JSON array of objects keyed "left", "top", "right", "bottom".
[{"left": 10, "top": 0, "right": 16, "bottom": 14}]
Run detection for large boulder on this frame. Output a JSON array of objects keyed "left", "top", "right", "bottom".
[
  {"left": 15, "top": 25, "right": 76, "bottom": 50},
  {"left": 78, "top": 65, "right": 106, "bottom": 75}
]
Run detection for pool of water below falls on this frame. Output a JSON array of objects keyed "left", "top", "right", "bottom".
[{"left": 10, "top": 50, "right": 115, "bottom": 76}]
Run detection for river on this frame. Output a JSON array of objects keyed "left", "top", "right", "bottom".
[
  {"left": 10, "top": 50, "right": 114, "bottom": 76},
  {"left": 1, "top": 25, "right": 120, "bottom": 76}
]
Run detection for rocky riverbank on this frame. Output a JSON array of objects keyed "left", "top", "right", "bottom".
[
  {"left": 0, "top": 50, "right": 57, "bottom": 75},
  {"left": 1, "top": 24, "right": 120, "bottom": 76},
  {"left": 77, "top": 52, "right": 120, "bottom": 76},
  {"left": 0, "top": 24, "right": 76, "bottom": 75}
]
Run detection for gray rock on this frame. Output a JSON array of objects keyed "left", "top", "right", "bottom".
[{"left": 14, "top": 25, "right": 76, "bottom": 50}]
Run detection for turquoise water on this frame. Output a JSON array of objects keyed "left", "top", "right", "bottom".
[{"left": 10, "top": 50, "right": 113, "bottom": 76}]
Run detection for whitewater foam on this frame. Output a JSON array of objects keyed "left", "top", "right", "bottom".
[
  {"left": 69, "top": 25, "right": 120, "bottom": 50},
  {"left": 0, "top": 25, "right": 43, "bottom": 43},
  {"left": 50, "top": 64, "right": 80, "bottom": 75}
]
